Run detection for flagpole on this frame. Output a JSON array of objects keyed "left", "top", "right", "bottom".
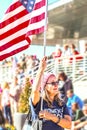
[
  {"left": 43, "top": 0, "right": 48, "bottom": 56},
  {"left": 41, "top": 0, "right": 48, "bottom": 111}
]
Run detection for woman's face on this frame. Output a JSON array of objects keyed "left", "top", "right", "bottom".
[
  {"left": 45, "top": 75, "right": 59, "bottom": 96},
  {"left": 59, "top": 76, "right": 63, "bottom": 81},
  {"left": 82, "top": 105, "right": 87, "bottom": 116}
]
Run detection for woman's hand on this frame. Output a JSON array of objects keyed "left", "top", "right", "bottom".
[
  {"left": 39, "top": 110, "right": 59, "bottom": 123},
  {"left": 39, "top": 56, "right": 47, "bottom": 72},
  {"left": 39, "top": 110, "right": 52, "bottom": 120},
  {"left": 39, "top": 110, "right": 72, "bottom": 129}
]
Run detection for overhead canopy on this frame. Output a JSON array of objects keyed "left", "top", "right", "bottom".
[
  {"left": 48, "top": 0, "right": 87, "bottom": 38},
  {"left": 32, "top": 0, "right": 87, "bottom": 45}
]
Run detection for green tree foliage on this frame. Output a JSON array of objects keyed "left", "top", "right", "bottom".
[{"left": 18, "top": 77, "right": 32, "bottom": 113}]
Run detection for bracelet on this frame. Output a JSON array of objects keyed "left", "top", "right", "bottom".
[{"left": 56, "top": 116, "right": 61, "bottom": 124}]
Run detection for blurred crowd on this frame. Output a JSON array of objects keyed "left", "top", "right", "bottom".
[{"left": 0, "top": 43, "right": 87, "bottom": 130}]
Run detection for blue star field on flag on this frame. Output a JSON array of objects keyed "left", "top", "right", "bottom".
[{"left": 20, "top": 0, "right": 36, "bottom": 12}]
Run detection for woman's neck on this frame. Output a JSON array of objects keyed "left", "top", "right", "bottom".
[{"left": 49, "top": 94, "right": 55, "bottom": 102}]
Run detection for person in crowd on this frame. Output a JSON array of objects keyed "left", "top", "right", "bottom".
[
  {"left": 83, "top": 99, "right": 87, "bottom": 104},
  {"left": 69, "top": 43, "right": 83, "bottom": 63},
  {"left": 84, "top": 43, "right": 87, "bottom": 72},
  {"left": 11, "top": 56, "right": 18, "bottom": 76},
  {"left": 21, "top": 53, "right": 27, "bottom": 72},
  {"left": 62, "top": 44, "right": 71, "bottom": 59},
  {"left": 84, "top": 43, "right": 87, "bottom": 53},
  {"left": 1, "top": 82, "right": 13, "bottom": 125},
  {"left": 52, "top": 48, "right": 62, "bottom": 61},
  {"left": 0, "top": 110, "right": 7, "bottom": 130},
  {"left": 66, "top": 89, "right": 84, "bottom": 116},
  {"left": 73, "top": 104, "right": 87, "bottom": 130},
  {"left": 71, "top": 102, "right": 84, "bottom": 121},
  {"left": 58, "top": 71, "right": 73, "bottom": 103},
  {"left": 9, "top": 76, "right": 21, "bottom": 117},
  {"left": 62, "top": 44, "right": 71, "bottom": 70},
  {"left": 31, "top": 56, "right": 72, "bottom": 130},
  {"left": 52, "top": 48, "right": 63, "bottom": 74},
  {"left": 0, "top": 85, "right": 3, "bottom": 110},
  {"left": 27, "top": 55, "right": 36, "bottom": 75}
]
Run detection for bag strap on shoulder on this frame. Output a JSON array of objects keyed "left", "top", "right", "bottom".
[{"left": 29, "top": 98, "right": 37, "bottom": 120}]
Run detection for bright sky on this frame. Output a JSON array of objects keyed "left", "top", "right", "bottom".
[{"left": 0, "top": 0, "right": 12, "bottom": 20}]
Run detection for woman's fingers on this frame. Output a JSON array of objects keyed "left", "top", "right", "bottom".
[
  {"left": 39, "top": 110, "right": 50, "bottom": 119},
  {"left": 39, "top": 56, "right": 47, "bottom": 70}
]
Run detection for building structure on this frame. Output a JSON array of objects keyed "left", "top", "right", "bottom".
[{"left": 32, "top": 0, "right": 87, "bottom": 47}]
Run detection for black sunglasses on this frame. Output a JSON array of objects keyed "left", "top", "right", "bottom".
[{"left": 46, "top": 81, "right": 59, "bottom": 86}]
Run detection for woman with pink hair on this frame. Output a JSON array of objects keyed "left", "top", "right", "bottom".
[{"left": 31, "top": 57, "right": 72, "bottom": 130}]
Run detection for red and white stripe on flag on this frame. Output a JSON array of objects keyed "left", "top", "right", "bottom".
[{"left": 0, "top": 0, "right": 46, "bottom": 61}]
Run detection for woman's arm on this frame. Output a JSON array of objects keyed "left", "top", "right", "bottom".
[
  {"left": 31, "top": 57, "right": 47, "bottom": 106},
  {"left": 39, "top": 110, "right": 72, "bottom": 129},
  {"left": 58, "top": 115, "right": 72, "bottom": 129}
]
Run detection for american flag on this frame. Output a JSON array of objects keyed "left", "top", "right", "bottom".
[{"left": 0, "top": 0, "right": 46, "bottom": 61}]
